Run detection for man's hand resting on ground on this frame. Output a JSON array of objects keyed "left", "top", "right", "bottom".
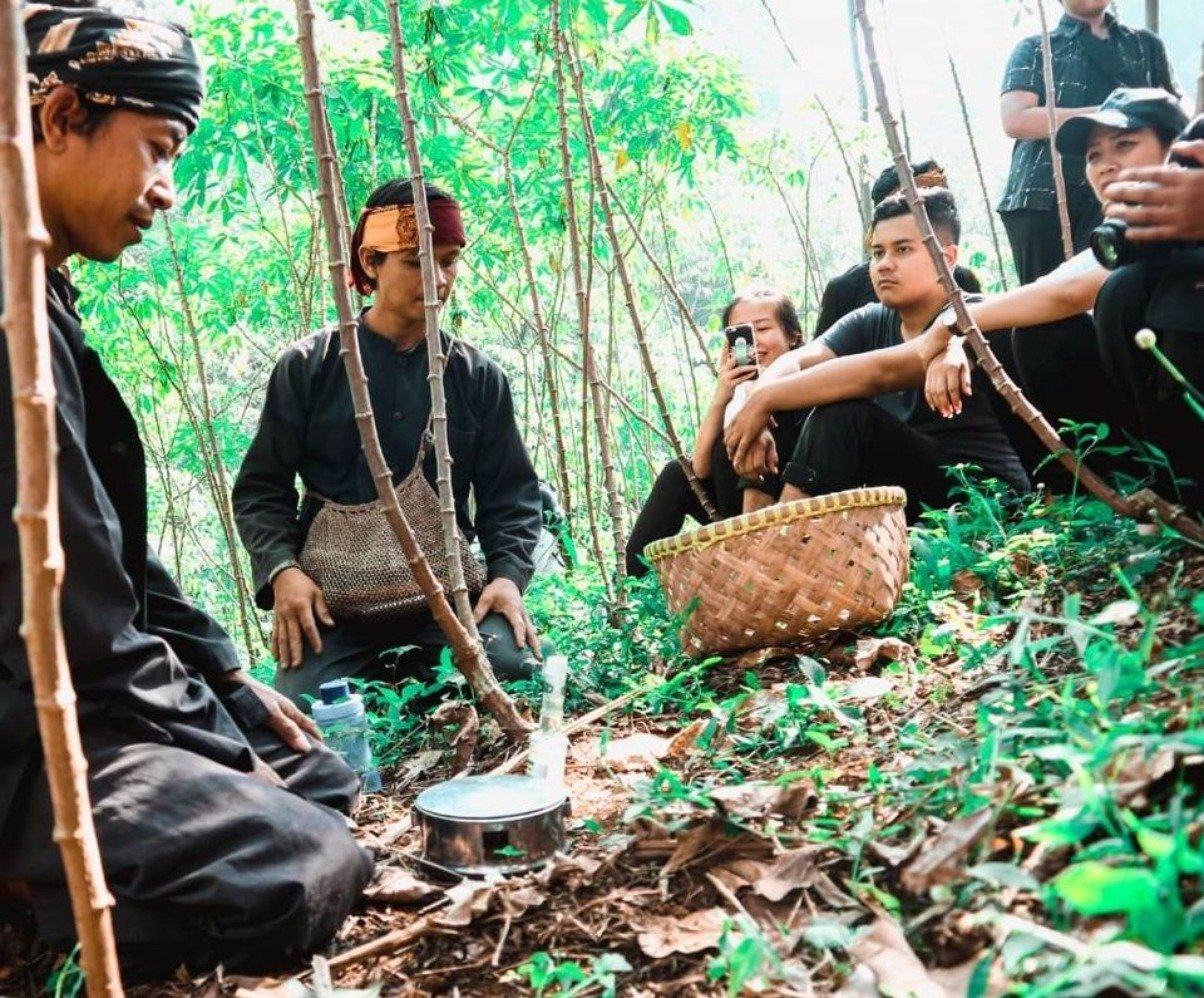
[
  {"left": 474, "top": 576, "right": 540, "bottom": 655},
  {"left": 222, "top": 669, "right": 318, "bottom": 755},
  {"left": 271, "top": 565, "right": 334, "bottom": 669}
]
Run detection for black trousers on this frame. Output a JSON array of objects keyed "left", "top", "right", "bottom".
[
  {"left": 782, "top": 400, "right": 955, "bottom": 523},
  {"left": 625, "top": 416, "right": 805, "bottom": 577},
  {"left": 274, "top": 609, "right": 550, "bottom": 707},
  {"left": 1001, "top": 203, "right": 1101, "bottom": 285},
  {"left": 0, "top": 679, "right": 373, "bottom": 981}
]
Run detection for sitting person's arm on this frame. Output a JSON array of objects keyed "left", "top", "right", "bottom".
[
  {"left": 725, "top": 335, "right": 934, "bottom": 474},
  {"left": 692, "top": 344, "right": 756, "bottom": 478}
]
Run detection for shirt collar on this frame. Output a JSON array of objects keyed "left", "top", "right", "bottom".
[{"left": 1055, "top": 9, "right": 1120, "bottom": 37}]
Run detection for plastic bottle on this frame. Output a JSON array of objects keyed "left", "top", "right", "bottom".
[
  {"left": 312, "top": 678, "right": 383, "bottom": 793},
  {"left": 528, "top": 655, "right": 569, "bottom": 787}
]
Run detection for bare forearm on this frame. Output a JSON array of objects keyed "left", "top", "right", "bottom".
[
  {"left": 1003, "top": 104, "right": 1097, "bottom": 141},
  {"left": 969, "top": 261, "right": 1105, "bottom": 332}
]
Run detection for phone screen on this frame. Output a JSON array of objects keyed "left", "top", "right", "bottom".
[{"left": 723, "top": 323, "right": 756, "bottom": 368}]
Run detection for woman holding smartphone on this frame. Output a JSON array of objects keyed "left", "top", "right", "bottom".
[{"left": 625, "top": 287, "right": 804, "bottom": 577}]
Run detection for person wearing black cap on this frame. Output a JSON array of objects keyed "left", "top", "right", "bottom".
[
  {"left": 924, "top": 88, "right": 1191, "bottom": 495},
  {"left": 233, "top": 178, "right": 546, "bottom": 707},
  {"left": 0, "top": 2, "right": 372, "bottom": 981},
  {"left": 997, "top": 0, "right": 1181, "bottom": 286},
  {"left": 813, "top": 159, "right": 982, "bottom": 336}
]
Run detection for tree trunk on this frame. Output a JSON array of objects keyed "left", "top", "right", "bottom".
[
  {"left": 1145, "top": 0, "right": 1158, "bottom": 33},
  {"left": 293, "top": 0, "right": 531, "bottom": 741},
  {"left": 853, "top": 0, "right": 1204, "bottom": 544},
  {"left": 1036, "top": 0, "right": 1075, "bottom": 261},
  {"left": 0, "top": 0, "right": 123, "bottom": 991}
]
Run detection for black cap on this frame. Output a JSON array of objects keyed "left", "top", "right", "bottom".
[{"left": 1056, "top": 87, "right": 1188, "bottom": 156}]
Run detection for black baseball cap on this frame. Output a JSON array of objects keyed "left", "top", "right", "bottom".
[{"left": 1056, "top": 87, "right": 1189, "bottom": 155}]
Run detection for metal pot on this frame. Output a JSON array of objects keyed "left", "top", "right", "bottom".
[{"left": 414, "top": 774, "right": 570, "bottom": 875}]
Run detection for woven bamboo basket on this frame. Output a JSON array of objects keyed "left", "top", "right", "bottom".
[{"left": 645, "top": 487, "right": 910, "bottom": 657}]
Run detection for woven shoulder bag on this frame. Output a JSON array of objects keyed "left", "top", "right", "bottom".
[{"left": 298, "top": 436, "right": 485, "bottom": 622}]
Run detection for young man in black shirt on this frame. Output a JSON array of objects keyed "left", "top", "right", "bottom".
[
  {"left": 725, "top": 189, "right": 1028, "bottom": 522},
  {"left": 997, "top": 0, "right": 1180, "bottom": 284},
  {"left": 814, "top": 159, "right": 982, "bottom": 336}
]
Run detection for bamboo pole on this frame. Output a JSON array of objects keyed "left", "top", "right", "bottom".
[
  {"left": 385, "top": 0, "right": 475, "bottom": 626},
  {"left": 0, "top": 0, "right": 122, "bottom": 991},
  {"left": 852, "top": 0, "right": 1204, "bottom": 543},
  {"left": 564, "top": 33, "right": 719, "bottom": 523},
  {"left": 1145, "top": 0, "right": 1158, "bottom": 33},
  {"left": 292, "top": 0, "right": 531, "bottom": 740},
  {"left": 438, "top": 96, "right": 576, "bottom": 517},
  {"left": 947, "top": 54, "right": 1010, "bottom": 290},
  {"left": 551, "top": 0, "right": 627, "bottom": 581},
  {"left": 162, "top": 219, "right": 262, "bottom": 657},
  {"left": 1036, "top": 0, "right": 1075, "bottom": 262}
]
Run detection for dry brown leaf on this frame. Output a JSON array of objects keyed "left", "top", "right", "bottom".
[
  {"left": 867, "top": 837, "right": 922, "bottom": 869},
  {"left": 430, "top": 702, "right": 480, "bottom": 776},
  {"left": 901, "top": 807, "right": 995, "bottom": 894},
  {"left": 853, "top": 636, "right": 916, "bottom": 673},
  {"left": 930, "top": 952, "right": 1008, "bottom": 996},
  {"left": 435, "top": 878, "right": 498, "bottom": 927},
  {"left": 598, "top": 732, "right": 671, "bottom": 772},
  {"left": 634, "top": 907, "right": 728, "bottom": 958},
  {"left": 850, "top": 916, "right": 951, "bottom": 997},
  {"left": 364, "top": 867, "right": 440, "bottom": 905},
  {"left": 665, "top": 718, "right": 709, "bottom": 759},
  {"left": 752, "top": 848, "right": 819, "bottom": 902},
  {"left": 1108, "top": 745, "right": 1177, "bottom": 807},
  {"left": 708, "top": 781, "right": 816, "bottom": 822}
]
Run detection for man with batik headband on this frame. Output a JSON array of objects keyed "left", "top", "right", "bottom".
[
  {"left": 234, "top": 178, "right": 546, "bottom": 707},
  {"left": 0, "top": 2, "right": 372, "bottom": 981}
]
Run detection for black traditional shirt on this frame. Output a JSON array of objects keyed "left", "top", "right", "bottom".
[
  {"left": 1, "top": 270, "right": 253, "bottom": 826},
  {"left": 997, "top": 11, "right": 1180, "bottom": 215},
  {"left": 232, "top": 316, "right": 541, "bottom": 608}
]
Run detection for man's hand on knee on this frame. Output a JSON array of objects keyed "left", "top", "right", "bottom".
[
  {"left": 473, "top": 577, "right": 539, "bottom": 656},
  {"left": 221, "top": 670, "right": 318, "bottom": 754},
  {"left": 271, "top": 566, "right": 334, "bottom": 669}
]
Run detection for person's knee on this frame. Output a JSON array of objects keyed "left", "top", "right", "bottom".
[{"left": 479, "top": 614, "right": 549, "bottom": 680}]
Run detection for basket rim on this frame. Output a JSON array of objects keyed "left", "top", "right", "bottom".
[{"left": 644, "top": 485, "right": 907, "bottom": 564}]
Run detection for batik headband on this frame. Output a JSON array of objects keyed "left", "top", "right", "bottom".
[
  {"left": 24, "top": 3, "right": 204, "bottom": 134},
  {"left": 349, "top": 198, "right": 467, "bottom": 295}
]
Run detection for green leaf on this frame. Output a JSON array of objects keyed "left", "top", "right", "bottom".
[
  {"left": 656, "top": 0, "right": 693, "bottom": 35},
  {"left": 1053, "top": 861, "right": 1161, "bottom": 916}
]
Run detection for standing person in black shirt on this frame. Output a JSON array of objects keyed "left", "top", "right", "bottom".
[
  {"left": 233, "top": 180, "right": 545, "bottom": 706},
  {"left": 726, "top": 190, "right": 1028, "bottom": 522},
  {"left": 814, "top": 159, "right": 982, "bottom": 336},
  {"left": 0, "top": 4, "right": 371, "bottom": 980},
  {"left": 997, "top": 0, "right": 1180, "bottom": 285}
]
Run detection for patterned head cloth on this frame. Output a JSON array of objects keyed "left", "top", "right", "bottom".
[
  {"left": 348, "top": 196, "right": 466, "bottom": 296},
  {"left": 24, "top": 3, "right": 205, "bottom": 134}
]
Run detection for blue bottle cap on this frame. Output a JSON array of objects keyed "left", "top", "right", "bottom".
[{"left": 319, "top": 678, "right": 351, "bottom": 705}]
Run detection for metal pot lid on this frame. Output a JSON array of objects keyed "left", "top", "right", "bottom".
[{"left": 415, "top": 774, "right": 568, "bottom": 822}]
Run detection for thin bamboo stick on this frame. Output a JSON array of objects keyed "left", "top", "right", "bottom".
[
  {"left": 385, "top": 0, "right": 475, "bottom": 626},
  {"left": 551, "top": 0, "right": 627, "bottom": 581},
  {"left": 947, "top": 53, "right": 1010, "bottom": 290},
  {"left": 1036, "top": 0, "right": 1075, "bottom": 261},
  {"left": 565, "top": 33, "right": 718, "bottom": 523},
  {"left": 293, "top": 0, "right": 531, "bottom": 740},
  {"left": 0, "top": 0, "right": 122, "bottom": 990},
  {"left": 852, "top": 0, "right": 1204, "bottom": 544}
]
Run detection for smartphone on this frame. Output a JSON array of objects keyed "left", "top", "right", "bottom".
[{"left": 723, "top": 323, "right": 757, "bottom": 369}]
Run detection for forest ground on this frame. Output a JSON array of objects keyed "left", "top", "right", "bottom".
[{"left": 9, "top": 481, "right": 1204, "bottom": 997}]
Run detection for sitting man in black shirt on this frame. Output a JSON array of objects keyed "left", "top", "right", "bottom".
[
  {"left": 726, "top": 189, "right": 1028, "bottom": 521},
  {"left": 233, "top": 179, "right": 545, "bottom": 706},
  {"left": 814, "top": 159, "right": 982, "bottom": 336}
]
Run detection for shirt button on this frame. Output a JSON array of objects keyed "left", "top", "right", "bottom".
[{"left": 393, "top": 411, "right": 403, "bottom": 421}]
